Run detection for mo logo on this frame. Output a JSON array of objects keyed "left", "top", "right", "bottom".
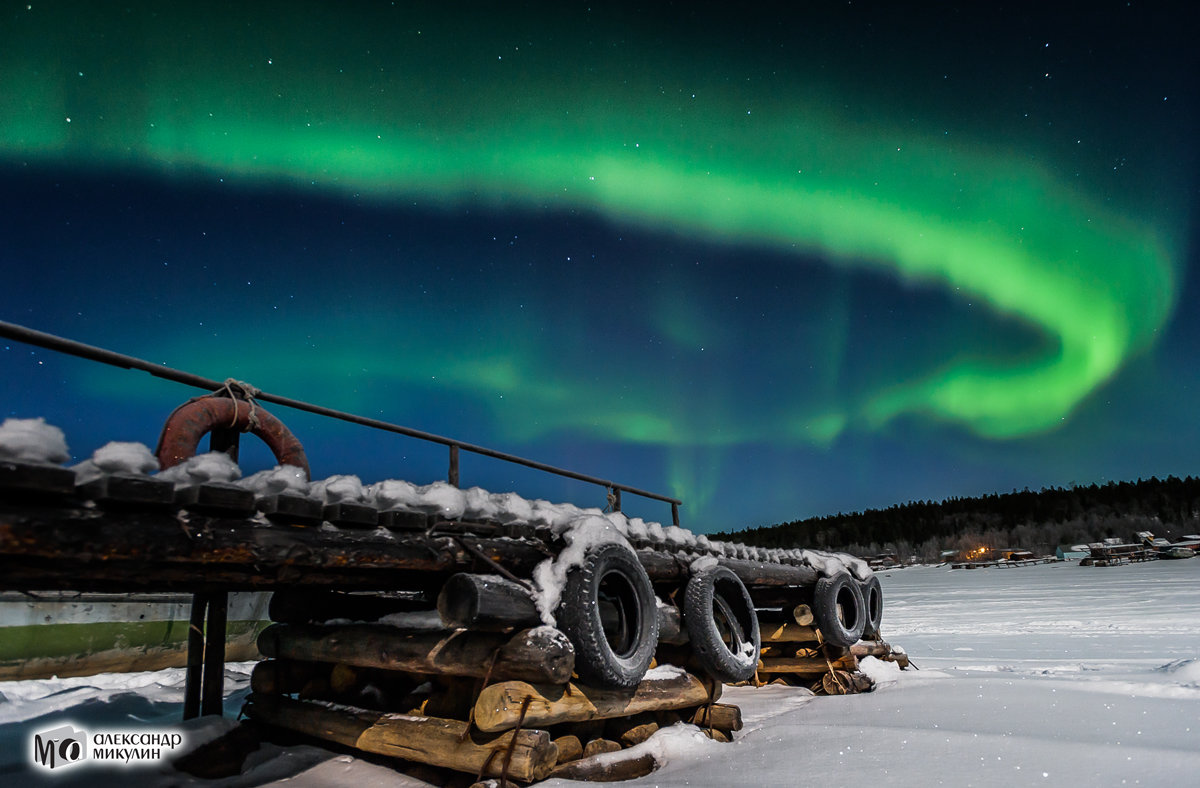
[{"left": 32, "top": 724, "right": 88, "bottom": 770}]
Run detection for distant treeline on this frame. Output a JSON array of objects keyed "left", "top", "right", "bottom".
[{"left": 714, "top": 476, "right": 1200, "bottom": 561}]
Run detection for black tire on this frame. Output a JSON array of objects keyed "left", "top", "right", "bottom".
[
  {"left": 859, "top": 575, "right": 884, "bottom": 639},
  {"left": 556, "top": 542, "right": 659, "bottom": 688},
  {"left": 682, "top": 565, "right": 761, "bottom": 683},
  {"left": 813, "top": 571, "right": 866, "bottom": 647}
]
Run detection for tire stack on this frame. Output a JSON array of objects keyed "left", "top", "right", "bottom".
[
  {"left": 238, "top": 531, "right": 904, "bottom": 783},
  {"left": 241, "top": 555, "right": 733, "bottom": 785}
]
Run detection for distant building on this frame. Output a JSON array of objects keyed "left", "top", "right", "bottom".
[{"left": 1056, "top": 545, "right": 1089, "bottom": 561}]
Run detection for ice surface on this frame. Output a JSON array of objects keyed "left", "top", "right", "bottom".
[
  {"left": 0, "top": 417, "right": 69, "bottom": 464},
  {"left": 4, "top": 560, "right": 1197, "bottom": 786}
]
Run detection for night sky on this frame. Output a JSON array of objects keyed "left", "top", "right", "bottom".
[{"left": 1, "top": 1, "right": 1196, "bottom": 533}]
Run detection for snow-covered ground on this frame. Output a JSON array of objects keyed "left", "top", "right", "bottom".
[{"left": 2, "top": 560, "right": 1197, "bottom": 786}]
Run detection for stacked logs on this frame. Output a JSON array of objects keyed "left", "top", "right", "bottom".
[
  {"left": 752, "top": 603, "right": 908, "bottom": 694},
  {"left": 244, "top": 584, "right": 733, "bottom": 784}
]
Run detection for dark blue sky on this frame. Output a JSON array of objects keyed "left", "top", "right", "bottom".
[{"left": 1, "top": 2, "right": 1196, "bottom": 532}]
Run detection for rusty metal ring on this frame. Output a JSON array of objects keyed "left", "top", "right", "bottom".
[{"left": 155, "top": 397, "right": 310, "bottom": 476}]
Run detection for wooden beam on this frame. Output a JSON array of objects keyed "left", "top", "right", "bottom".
[
  {"left": 756, "top": 654, "right": 859, "bottom": 674},
  {"left": 473, "top": 670, "right": 718, "bottom": 733},
  {"left": 244, "top": 693, "right": 558, "bottom": 783},
  {"left": 258, "top": 624, "right": 574, "bottom": 685},
  {"left": 760, "top": 622, "right": 822, "bottom": 644}
]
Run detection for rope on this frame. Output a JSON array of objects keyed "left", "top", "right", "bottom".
[
  {"left": 454, "top": 536, "right": 536, "bottom": 593},
  {"left": 218, "top": 378, "right": 262, "bottom": 431},
  {"left": 498, "top": 695, "right": 532, "bottom": 788},
  {"left": 461, "top": 646, "right": 504, "bottom": 744}
]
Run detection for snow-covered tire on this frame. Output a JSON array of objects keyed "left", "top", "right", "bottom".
[
  {"left": 859, "top": 575, "right": 884, "bottom": 639},
  {"left": 682, "top": 565, "right": 761, "bottom": 683},
  {"left": 813, "top": 571, "right": 867, "bottom": 647},
  {"left": 556, "top": 542, "right": 659, "bottom": 688}
]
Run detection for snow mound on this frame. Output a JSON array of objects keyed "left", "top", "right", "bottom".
[
  {"left": 73, "top": 441, "right": 159, "bottom": 484},
  {"left": 156, "top": 450, "right": 241, "bottom": 488},
  {"left": 0, "top": 417, "right": 69, "bottom": 464},
  {"left": 310, "top": 474, "right": 365, "bottom": 503},
  {"left": 238, "top": 464, "right": 309, "bottom": 496}
]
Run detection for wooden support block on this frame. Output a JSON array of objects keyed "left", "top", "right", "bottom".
[
  {"left": 322, "top": 501, "right": 379, "bottom": 528},
  {"left": 258, "top": 623, "right": 574, "bottom": 685},
  {"left": 244, "top": 693, "right": 558, "bottom": 783},
  {"left": 688, "top": 703, "right": 743, "bottom": 733},
  {"left": 76, "top": 473, "right": 175, "bottom": 507},
  {"left": 704, "top": 728, "right": 732, "bottom": 743},
  {"left": 760, "top": 622, "right": 822, "bottom": 644},
  {"left": 378, "top": 509, "right": 429, "bottom": 531},
  {"left": 473, "top": 669, "right": 718, "bottom": 733},
  {"left": 0, "top": 461, "right": 76, "bottom": 497},
  {"left": 174, "top": 482, "right": 256, "bottom": 516},
  {"left": 256, "top": 492, "right": 324, "bottom": 524}
]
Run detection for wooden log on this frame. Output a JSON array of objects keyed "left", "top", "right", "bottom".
[
  {"left": 582, "top": 738, "right": 622, "bottom": 759},
  {"left": 606, "top": 712, "right": 660, "bottom": 747},
  {"left": 850, "top": 639, "right": 908, "bottom": 666},
  {"left": 821, "top": 670, "right": 874, "bottom": 695},
  {"left": 474, "top": 670, "right": 719, "bottom": 733},
  {"left": 258, "top": 624, "right": 574, "bottom": 685},
  {"left": 243, "top": 693, "right": 558, "bottom": 782},
  {"left": 656, "top": 603, "right": 688, "bottom": 646},
  {"left": 637, "top": 551, "right": 819, "bottom": 588},
  {"left": 547, "top": 750, "right": 658, "bottom": 782},
  {"left": 688, "top": 703, "right": 743, "bottom": 733},
  {"left": 703, "top": 729, "right": 732, "bottom": 743},
  {"left": 0, "top": 503, "right": 571, "bottom": 593},
  {"left": 756, "top": 654, "right": 858, "bottom": 674},
  {"left": 553, "top": 734, "right": 584, "bottom": 763},
  {"left": 0, "top": 498, "right": 826, "bottom": 595},
  {"left": 760, "top": 622, "right": 822, "bottom": 644},
  {"left": 437, "top": 573, "right": 540, "bottom": 631},
  {"left": 269, "top": 588, "right": 432, "bottom": 624}
]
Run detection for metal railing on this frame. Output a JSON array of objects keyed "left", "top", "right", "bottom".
[{"left": 0, "top": 319, "right": 682, "bottom": 524}]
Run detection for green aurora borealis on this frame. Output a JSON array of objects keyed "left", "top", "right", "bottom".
[{"left": 1, "top": 1, "right": 1195, "bottom": 530}]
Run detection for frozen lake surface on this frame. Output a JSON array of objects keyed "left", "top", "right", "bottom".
[{"left": 2, "top": 559, "right": 1197, "bottom": 786}]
